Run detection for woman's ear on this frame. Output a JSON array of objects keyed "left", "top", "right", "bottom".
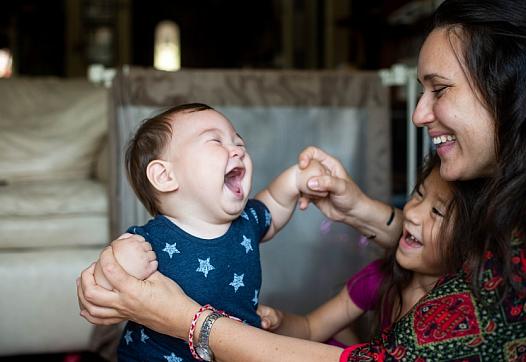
[{"left": 146, "top": 160, "right": 179, "bottom": 192}]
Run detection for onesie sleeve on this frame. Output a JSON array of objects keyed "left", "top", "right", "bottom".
[
  {"left": 243, "top": 199, "right": 272, "bottom": 241},
  {"left": 126, "top": 224, "right": 148, "bottom": 238}
]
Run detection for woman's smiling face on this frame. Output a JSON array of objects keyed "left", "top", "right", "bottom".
[{"left": 412, "top": 27, "right": 497, "bottom": 181}]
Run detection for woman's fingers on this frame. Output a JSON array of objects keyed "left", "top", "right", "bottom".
[
  {"left": 80, "top": 309, "right": 124, "bottom": 326},
  {"left": 77, "top": 263, "right": 126, "bottom": 322},
  {"left": 307, "top": 174, "right": 347, "bottom": 195}
]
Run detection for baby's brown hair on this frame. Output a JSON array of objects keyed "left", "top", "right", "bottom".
[{"left": 125, "top": 103, "right": 213, "bottom": 215}]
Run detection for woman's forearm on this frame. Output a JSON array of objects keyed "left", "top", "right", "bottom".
[
  {"left": 208, "top": 317, "right": 343, "bottom": 362},
  {"left": 343, "top": 195, "right": 403, "bottom": 249}
]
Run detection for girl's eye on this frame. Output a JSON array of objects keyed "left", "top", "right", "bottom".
[{"left": 432, "top": 207, "right": 445, "bottom": 217}]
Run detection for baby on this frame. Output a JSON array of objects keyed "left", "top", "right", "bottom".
[{"left": 94, "top": 103, "right": 326, "bottom": 361}]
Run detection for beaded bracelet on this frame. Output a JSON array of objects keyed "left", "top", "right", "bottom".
[{"left": 188, "top": 304, "right": 241, "bottom": 360}]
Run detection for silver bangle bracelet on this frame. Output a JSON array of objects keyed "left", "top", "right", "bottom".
[{"left": 195, "top": 311, "right": 223, "bottom": 361}]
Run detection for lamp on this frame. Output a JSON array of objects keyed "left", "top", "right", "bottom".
[
  {"left": 0, "top": 49, "right": 13, "bottom": 78},
  {"left": 154, "top": 20, "right": 180, "bottom": 71}
]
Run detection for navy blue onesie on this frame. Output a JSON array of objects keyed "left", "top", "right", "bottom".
[{"left": 117, "top": 199, "right": 271, "bottom": 361}]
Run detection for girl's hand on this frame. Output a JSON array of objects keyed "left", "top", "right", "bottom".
[{"left": 257, "top": 304, "right": 284, "bottom": 331}]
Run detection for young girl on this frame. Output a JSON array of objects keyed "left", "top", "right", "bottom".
[{"left": 257, "top": 154, "right": 458, "bottom": 344}]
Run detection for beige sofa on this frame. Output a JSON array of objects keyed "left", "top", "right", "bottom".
[{"left": 0, "top": 77, "right": 109, "bottom": 356}]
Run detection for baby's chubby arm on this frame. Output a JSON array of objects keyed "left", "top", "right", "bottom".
[
  {"left": 94, "top": 233, "right": 158, "bottom": 290},
  {"left": 256, "top": 160, "right": 327, "bottom": 241}
]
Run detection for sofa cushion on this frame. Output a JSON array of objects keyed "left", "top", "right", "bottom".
[
  {"left": 0, "top": 78, "right": 108, "bottom": 183},
  {"left": 0, "top": 180, "right": 108, "bottom": 248}
]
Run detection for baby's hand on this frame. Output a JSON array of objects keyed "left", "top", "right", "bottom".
[
  {"left": 257, "top": 304, "right": 284, "bottom": 331},
  {"left": 296, "top": 159, "right": 329, "bottom": 206},
  {"left": 112, "top": 235, "right": 158, "bottom": 281}
]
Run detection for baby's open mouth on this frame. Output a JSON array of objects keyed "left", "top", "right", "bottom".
[{"left": 225, "top": 167, "right": 245, "bottom": 199}]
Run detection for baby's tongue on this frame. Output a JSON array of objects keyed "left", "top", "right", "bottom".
[{"left": 225, "top": 169, "right": 243, "bottom": 198}]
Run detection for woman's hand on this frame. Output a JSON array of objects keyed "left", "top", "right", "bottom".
[
  {"left": 297, "top": 146, "right": 402, "bottom": 248},
  {"left": 77, "top": 235, "right": 200, "bottom": 340}
]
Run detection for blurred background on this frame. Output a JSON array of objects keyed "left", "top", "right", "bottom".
[
  {"left": 0, "top": 0, "right": 441, "bottom": 195},
  {"left": 0, "top": 0, "right": 436, "bottom": 74}
]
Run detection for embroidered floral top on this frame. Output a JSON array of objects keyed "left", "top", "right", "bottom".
[{"left": 341, "top": 232, "right": 526, "bottom": 361}]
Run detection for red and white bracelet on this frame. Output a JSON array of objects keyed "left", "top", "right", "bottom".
[{"left": 188, "top": 304, "right": 241, "bottom": 360}]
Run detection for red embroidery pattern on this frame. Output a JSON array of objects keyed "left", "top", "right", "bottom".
[
  {"left": 504, "top": 337, "right": 526, "bottom": 361},
  {"left": 413, "top": 293, "right": 480, "bottom": 345}
]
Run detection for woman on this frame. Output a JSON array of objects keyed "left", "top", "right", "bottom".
[{"left": 78, "top": 0, "right": 526, "bottom": 360}]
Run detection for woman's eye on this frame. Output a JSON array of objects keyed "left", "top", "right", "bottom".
[
  {"left": 432, "top": 207, "right": 445, "bottom": 217},
  {"left": 432, "top": 86, "right": 448, "bottom": 97}
]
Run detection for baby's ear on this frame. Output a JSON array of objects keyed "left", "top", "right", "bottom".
[{"left": 146, "top": 160, "right": 179, "bottom": 192}]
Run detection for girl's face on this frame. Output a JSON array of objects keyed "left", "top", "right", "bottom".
[
  {"left": 413, "top": 28, "right": 497, "bottom": 181},
  {"left": 396, "top": 168, "right": 452, "bottom": 276}
]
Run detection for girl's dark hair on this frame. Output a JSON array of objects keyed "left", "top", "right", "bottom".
[
  {"left": 432, "top": 0, "right": 526, "bottom": 296},
  {"left": 374, "top": 153, "right": 462, "bottom": 330},
  {"left": 125, "top": 103, "right": 213, "bottom": 216}
]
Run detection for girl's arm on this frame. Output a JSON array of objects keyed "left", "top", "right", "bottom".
[{"left": 259, "top": 286, "right": 365, "bottom": 342}]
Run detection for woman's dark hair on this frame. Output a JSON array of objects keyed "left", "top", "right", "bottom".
[
  {"left": 432, "top": 0, "right": 526, "bottom": 296},
  {"left": 125, "top": 103, "right": 213, "bottom": 216}
]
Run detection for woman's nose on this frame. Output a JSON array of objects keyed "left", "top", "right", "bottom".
[{"left": 412, "top": 93, "right": 435, "bottom": 127}]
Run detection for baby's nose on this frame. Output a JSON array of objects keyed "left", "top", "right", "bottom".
[{"left": 229, "top": 144, "right": 245, "bottom": 158}]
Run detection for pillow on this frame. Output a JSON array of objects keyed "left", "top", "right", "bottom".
[{"left": 0, "top": 77, "right": 108, "bottom": 183}]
